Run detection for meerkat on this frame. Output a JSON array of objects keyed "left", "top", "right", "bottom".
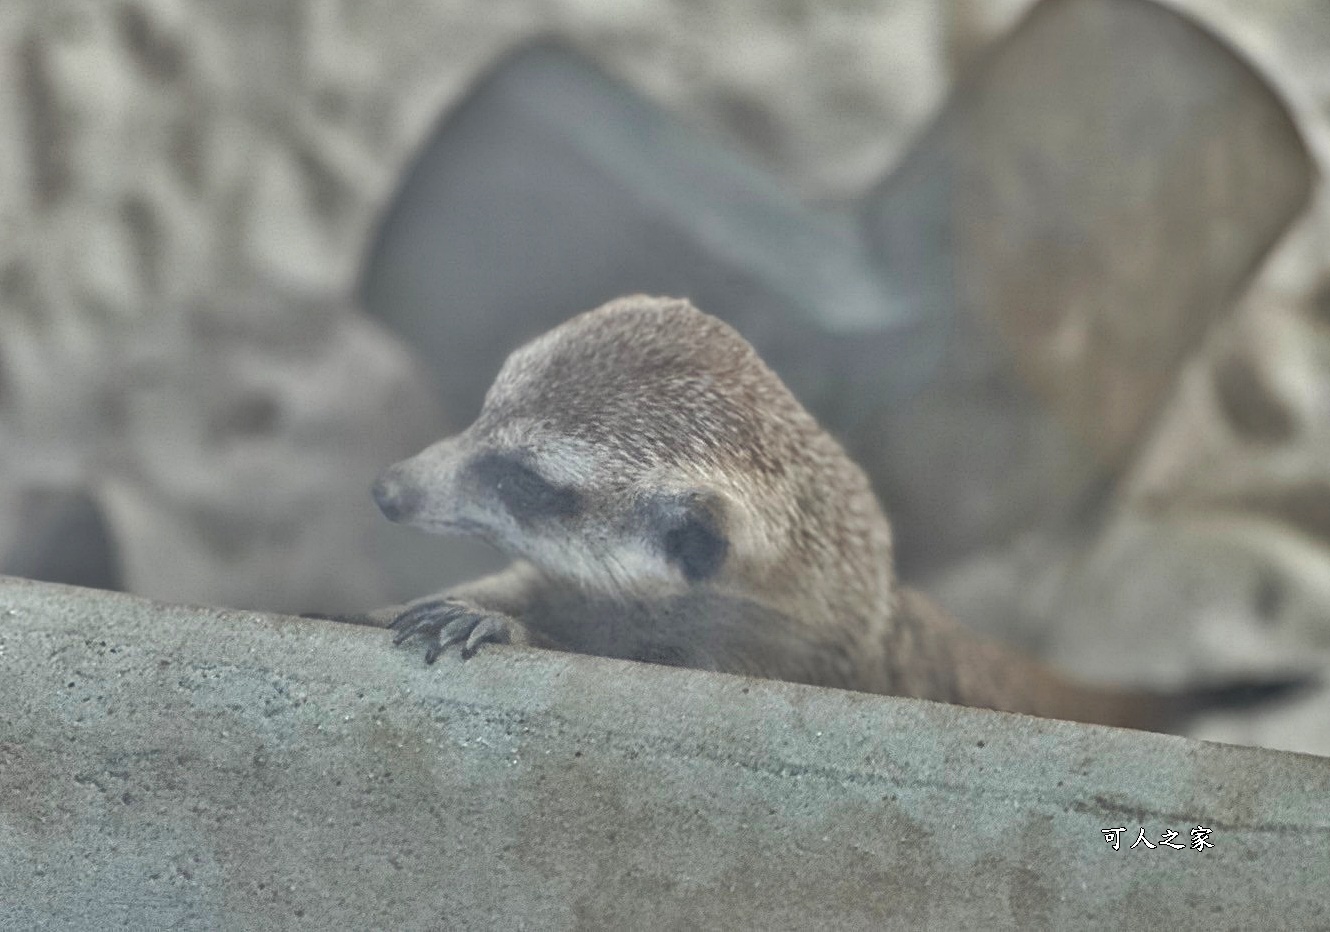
[{"left": 369, "top": 295, "right": 1309, "bottom": 731}]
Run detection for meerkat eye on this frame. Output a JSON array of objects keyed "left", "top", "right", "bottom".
[
  {"left": 648, "top": 489, "right": 729, "bottom": 583},
  {"left": 470, "top": 452, "right": 582, "bottom": 521}
]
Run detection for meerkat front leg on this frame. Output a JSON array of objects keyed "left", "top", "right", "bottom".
[{"left": 387, "top": 561, "right": 563, "bottom": 663}]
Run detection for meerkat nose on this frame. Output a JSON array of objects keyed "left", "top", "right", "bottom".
[{"left": 372, "top": 465, "right": 423, "bottom": 523}]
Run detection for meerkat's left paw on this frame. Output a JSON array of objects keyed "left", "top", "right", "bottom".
[{"left": 388, "top": 597, "right": 526, "bottom": 664}]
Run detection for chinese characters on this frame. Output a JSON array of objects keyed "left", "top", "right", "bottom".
[{"left": 1102, "top": 825, "right": 1214, "bottom": 851}]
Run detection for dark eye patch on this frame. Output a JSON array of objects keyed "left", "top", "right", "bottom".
[
  {"left": 644, "top": 489, "right": 728, "bottom": 583},
  {"left": 470, "top": 452, "right": 582, "bottom": 521},
  {"left": 664, "top": 516, "right": 727, "bottom": 583}
]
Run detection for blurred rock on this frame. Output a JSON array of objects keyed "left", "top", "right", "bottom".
[
  {"left": 1, "top": 0, "right": 956, "bottom": 616},
  {"left": 1112, "top": 278, "right": 1330, "bottom": 646},
  {"left": 1045, "top": 513, "right": 1330, "bottom": 756},
  {"left": 929, "top": 227, "right": 1330, "bottom": 752},
  {"left": 0, "top": 282, "right": 465, "bottom": 615},
  {"left": 362, "top": 2, "right": 1313, "bottom": 578},
  {"left": 1, "top": 488, "right": 123, "bottom": 592},
  {"left": 1043, "top": 514, "right": 1327, "bottom": 680},
  {"left": 360, "top": 42, "right": 934, "bottom": 434},
  {"left": 926, "top": 506, "right": 1330, "bottom": 756},
  {"left": 863, "top": 0, "right": 1314, "bottom": 570},
  {"left": 90, "top": 289, "right": 463, "bottom": 614}
]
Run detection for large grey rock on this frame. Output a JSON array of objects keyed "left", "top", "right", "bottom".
[
  {"left": 0, "top": 487, "right": 123, "bottom": 592},
  {"left": 928, "top": 271, "right": 1330, "bottom": 697},
  {"left": 360, "top": 42, "right": 930, "bottom": 433},
  {"left": 861, "top": 0, "right": 1315, "bottom": 569},
  {"left": 3, "top": 575, "right": 1329, "bottom": 930}
]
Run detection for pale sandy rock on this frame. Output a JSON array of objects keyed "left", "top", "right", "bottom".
[
  {"left": 1038, "top": 513, "right": 1330, "bottom": 754},
  {"left": 90, "top": 291, "right": 449, "bottom": 613}
]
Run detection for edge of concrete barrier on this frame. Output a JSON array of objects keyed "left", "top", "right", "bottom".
[{"left": 2, "top": 575, "right": 1327, "bottom": 930}]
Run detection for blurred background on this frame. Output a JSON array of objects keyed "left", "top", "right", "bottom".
[{"left": 2, "top": 0, "right": 1329, "bottom": 754}]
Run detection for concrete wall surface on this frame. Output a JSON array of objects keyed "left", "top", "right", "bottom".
[{"left": 1, "top": 575, "right": 1327, "bottom": 931}]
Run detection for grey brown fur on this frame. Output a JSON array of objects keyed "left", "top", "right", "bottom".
[{"left": 371, "top": 296, "right": 1306, "bottom": 731}]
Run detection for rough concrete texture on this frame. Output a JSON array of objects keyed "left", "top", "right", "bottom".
[{"left": 2, "top": 576, "right": 1329, "bottom": 931}]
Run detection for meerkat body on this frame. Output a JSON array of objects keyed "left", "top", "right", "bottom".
[{"left": 371, "top": 295, "right": 1306, "bottom": 731}]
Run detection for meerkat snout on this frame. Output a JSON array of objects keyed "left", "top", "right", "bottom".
[{"left": 372, "top": 465, "right": 423, "bottom": 523}]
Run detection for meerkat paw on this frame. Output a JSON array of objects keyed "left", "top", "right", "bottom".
[{"left": 388, "top": 597, "right": 529, "bottom": 664}]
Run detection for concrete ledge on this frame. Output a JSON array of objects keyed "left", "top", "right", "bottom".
[{"left": 1, "top": 576, "right": 1327, "bottom": 930}]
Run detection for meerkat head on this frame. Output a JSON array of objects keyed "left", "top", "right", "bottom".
[{"left": 372, "top": 295, "right": 816, "bottom": 593}]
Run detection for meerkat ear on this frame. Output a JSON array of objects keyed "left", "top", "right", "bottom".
[{"left": 650, "top": 489, "right": 729, "bottom": 583}]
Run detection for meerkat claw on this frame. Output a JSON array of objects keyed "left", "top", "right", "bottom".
[
  {"left": 462, "top": 616, "right": 512, "bottom": 657},
  {"left": 389, "top": 599, "right": 464, "bottom": 645},
  {"left": 390, "top": 598, "right": 516, "bottom": 664},
  {"left": 435, "top": 616, "right": 478, "bottom": 651}
]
